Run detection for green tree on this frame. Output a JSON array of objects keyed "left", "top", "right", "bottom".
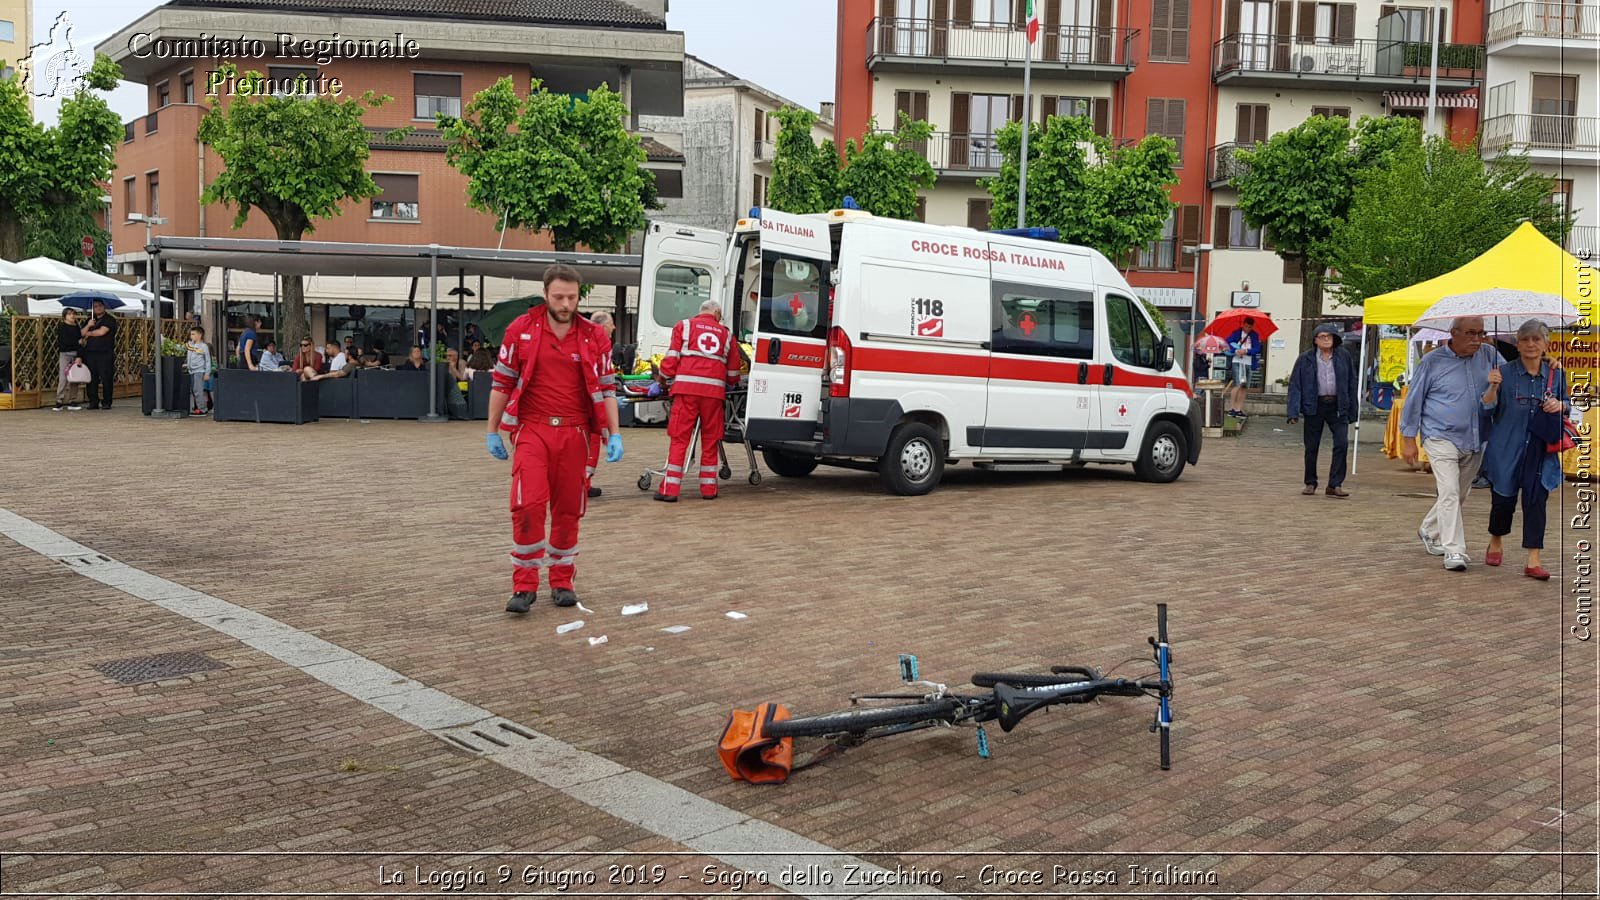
[
  {"left": 0, "top": 54, "right": 122, "bottom": 265},
  {"left": 198, "top": 63, "right": 401, "bottom": 349},
  {"left": 767, "top": 106, "right": 840, "bottom": 214},
  {"left": 837, "top": 113, "right": 937, "bottom": 219},
  {"left": 982, "top": 115, "right": 1179, "bottom": 261},
  {"left": 439, "top": 78, "right": 653, "bottom": 253},
  {"left": 1328, "top": 136, "right": 1569, "bottom": 305},
  {"left": 1233, "top": 114, "right": 1418, "bottom": 348}
]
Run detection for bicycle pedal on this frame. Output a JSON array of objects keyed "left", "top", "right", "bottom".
[
  {"left": 975, "top": 725, "right": 991, "bottom": 759},
  {"left": 898, "top": 654, "right": 920, "bottom": 683}
]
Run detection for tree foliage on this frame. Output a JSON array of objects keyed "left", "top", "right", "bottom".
[
  {"left": 982, "top": 115, "right": 1178, "bottom": 261},
  {"left": 439, "top": 78, "right": 654, "bottom": 253},
  {"left": 837, "top": 113, "right": 936, "bottom": 219},
  {"left": 1233, "top": 115, "right": 1418, "bottom": 348},
  {"left": 198, "top": 63, "right": 399, "bottom": 347},
  {"left": 1327, "top": 136, "right": 1569, "bottom": 305},
  {"left": 767, "top": 106, "right": 840, "bottom": 215},
  {"left": 0, "top": 53, "right": 122, "bottom": 265}
]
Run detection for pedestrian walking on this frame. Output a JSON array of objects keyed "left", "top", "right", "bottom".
[
  {"left": 484, "top": 264, "right": 623, "bottom": 614},
  {"left": 1481, "top": 319, "right": 1569, "bottom": 580},
  {"left": 654, "top": 300, "right": 742, "bottom": 502},
  {"left": 184, "top": 326, "right": 213, "bottom": 416},
  {"left": 1399, "top": 316, "right": 1503, "bottom": 571},
  {"left": 1226, "top": 317, "right": 1261, "bottom": 418},
  {"left": 54, "top": 309, "right": 83, "bottom": 410},
  {"left": 79, "top": 298, "right": 118, "bottom": 410},
  {"left": 1286, "top": 322, "right": 1357, "bottom": 498}
]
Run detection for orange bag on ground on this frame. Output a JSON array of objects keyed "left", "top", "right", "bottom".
[{"left": 717, "top": 702, "right": 794, "bottom": 784}]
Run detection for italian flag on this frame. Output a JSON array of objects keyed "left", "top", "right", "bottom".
[{"left": 1025, "top": 0, "right": 1042, "bottom": 42}]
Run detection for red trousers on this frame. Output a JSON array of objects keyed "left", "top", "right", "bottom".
[
  {"left": 509, "top": 423, "right": 589, "bottom": 591},
  {"left": 663, "top": 394, "right": 724, "bottom": 498},
  {"left": 587, "top": 432, "right": 601, "bottom": 482}
]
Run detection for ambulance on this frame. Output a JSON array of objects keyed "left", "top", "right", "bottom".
[{"left": 636, "top": 207, "right": 1202, "bottom": 495}]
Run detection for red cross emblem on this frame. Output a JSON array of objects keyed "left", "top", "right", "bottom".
[
  {"left": 1118, "top": 404, "right": 1128, "bottom": 417},
  {"left": 789, "top": 295, "right": 805, "bottom": 315},
  {"left": 1018, "top": 312, "right": 1037, "bottom": 336}
]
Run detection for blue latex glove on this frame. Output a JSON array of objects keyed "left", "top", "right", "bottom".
[
  {"left": 485, "top": 432, "right": 508, "bottom": 460},
  {"left": 647, "top": 381, "right": 663, "bottom": 398},
  {"left": 605, "top": 433, "right": 624, "bottom": 463}
]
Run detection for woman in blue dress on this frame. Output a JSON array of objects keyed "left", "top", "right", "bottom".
[{"left": 1481, "top": 319, "right": 1569, "bottom": 580}]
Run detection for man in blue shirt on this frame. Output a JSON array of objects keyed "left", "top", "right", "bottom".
[
  {"left": 1399, "top": 316, "right": 1502, "bottom": 570},
  {"left": 1226, "top": 317, "right": 1262, "bottom": 418}
]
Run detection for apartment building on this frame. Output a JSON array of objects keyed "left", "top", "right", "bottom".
[
  {"left": 1481, "top": 0, "right": 1599, "bottom": 260},
  {"left": 837, "top": 0, "right": 1491, "bottom": 385},
  {"left": 1, "top": 0, "right": 32, "bottom": 107},
  {"left": 95, "top": 0, "right": 684, "bottom": 347},
  {"left": 638, "top": 54, "right": 835, "bottom": 232}
]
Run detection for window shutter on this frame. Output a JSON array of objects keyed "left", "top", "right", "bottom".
[
  {"left": 1150, "top": 0, "right": 1171, "bottom": 60},
  {"left": 1015, "top": 0, "right": 1028, "bottom": 25},
  {"left": 1040, "top": 95, "right": 1057, "bottom": 126},
  {"left": 882, "top": 0, "right": 898, "bottom": 18},
  {"left": 414, "top": 73, "right": 461, "bottom": 97},
  {"left": 1166, "top": 98, "right": 1185, "bottom": 163},
  {"left": 1234, "top": 104, "right": 1254, "bottom": 144},
  {"left": 1145, "top": 98, "right": 1165, "bottom": 137},
  {"left": 1214, "top": 206, "right": 1232, "bottom": 250},
  {"left": 951, "top": 92, "right": 971, "bottom": 134},
  {"left": 1012, "top": 94, "right": 1025, "bottom": 122},
  {"left": 1252, "top": 105, "right": 1269, "bottom": 144},
  {"left": 954, "top": 0, "right": 972, "bottom": 24},
  {"left": 1296, "top": 1, "right": 1316, "bottom": 41},
  {"left": 1335, "top": 4, "right": 1356, "bottom": 43},
  {"left": 914, "top": 91, "right": 929, "bottom": 121},
  {"left": 967, "top": 198, "right": 992, "bottom": 230},
  {"left": 373, "top": 173, "right": 418, "bottom": 203},
  {"left": 933, "top": 0, "right": 950, "bottom": 52},
  {"left": 1273, "top": 1, "right": 1294, "bottom": 69},
  {"left": 1263, "top": 230, "right": 1275, "bottom": 251},
  {"left": 1283, "top": 256, "right": 1303, "bottom": 283},
  {"left": 1178, "top": 204, "right": 1201, "bottom": 271},
  {"left": 896, "top": 91, "right": 914, "bottom": 120},
  {"left": 1170, "top": 0, "right": 1190, "bottom": 61},
  {"left": 1225, "top": 0, "right": 1241, "bottom": 34},
  {"left": 1379, "top": 3, "right": 1394, "bottom": 21},
  {"left": 915, "top": 196, "right": 928, "bottom": 222},
  {"left": 1092, "top": 98, "right": 1110, "bottom": 135}
]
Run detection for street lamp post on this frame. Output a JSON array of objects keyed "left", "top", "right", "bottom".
[
  {"left": 128, "top": 213, "right": 174, "bottom": 417},
  {"left": 1183, "top": 243, "right": 1213, "bottom": 379}
]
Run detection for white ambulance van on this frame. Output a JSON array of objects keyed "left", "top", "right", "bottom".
[{"left": 637, "top": 208, "right": 1202, "bottom": 495}]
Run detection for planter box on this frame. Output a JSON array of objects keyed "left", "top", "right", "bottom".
[
  {"left": 142, "top": 358, "right": 192, "bottom": 415},
  {"left": 352, "top": 368, "right": 437, "bottom": 420},
  {"left": 316, "top": 375, "right": 357, "bottom": 418},
  {"left": 213, "top": 370, "right": 319, "bottom": 424}
]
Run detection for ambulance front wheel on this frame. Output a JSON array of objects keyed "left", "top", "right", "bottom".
[
  {"left": 880, "top": 422, "right": 945, "bottom": 496},
  {"left": 1134, "top": 421, "right": 1187, "bottom": 484}
]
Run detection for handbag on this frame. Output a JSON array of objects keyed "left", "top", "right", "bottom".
[
  {"left": 1541, "top": 366, "right": 1579, "bottom": 454},
  {"left": 66, "top": 359, "right": 92, "bottom": 384}
]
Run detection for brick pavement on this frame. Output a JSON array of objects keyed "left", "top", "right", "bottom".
[{"left": 0, "top": 407, "right": 1595, "bottom": 896}]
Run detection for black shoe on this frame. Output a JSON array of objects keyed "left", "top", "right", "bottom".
[
  {"left": 552, "top": 588, "right": 578, "bottom": 608},
  {"left": 588, "top": 486, "right": 602, "bottom": 498},
  {"left": 506, "top": 591, "right": 535, "bottom": 614},
  {"left": 652, "top": 492, "right": 677, "bottom": 503},
  {"left": 87, "top": 404, "right": 101, "bottom": 410}
]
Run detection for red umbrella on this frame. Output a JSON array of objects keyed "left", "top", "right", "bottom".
[{"left": 1202, "top": 309, "right": 1278, "bottom": 340}]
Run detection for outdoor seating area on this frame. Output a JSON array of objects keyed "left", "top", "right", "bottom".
[{"left": 211, "top": 364, "right": 473, "bottom": 424}]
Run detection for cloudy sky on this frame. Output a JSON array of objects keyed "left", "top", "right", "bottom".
[{"left": 29, "top": 0, "right": 839, "bottom": 125}]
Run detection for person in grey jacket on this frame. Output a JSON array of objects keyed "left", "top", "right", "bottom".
[
  {"left": 184, "top": 326, "right": 213, "bottom": 416},
  {"left": 1287, "top": 322, "right": 1359, "bottom": 498}
]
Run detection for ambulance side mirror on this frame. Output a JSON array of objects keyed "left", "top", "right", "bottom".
[{"left": 1158, "top": 337, "right": 1175, "bottom": 370}]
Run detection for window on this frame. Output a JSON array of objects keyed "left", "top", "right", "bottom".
[
  {"left": 1146, "top": 98, "right": 1186, "bottom": 165},
  {"left": 1532, "top": 74, "right": 1579, "bottom": 145},
  {"left": 370, "top": 173, "right": 419, "bottom": 220},
  {"left": 146, "top": 172, "right": 160, "bottom": 218},
  {"left": 1149, "top": 0, "right": 1191, "bottom": 61},
  {"left": 1042, "top": 95, "right": 1111, "bottom": 135},
  {"left": 893, "top": 90, "right": 929, "bottom": 123},
  {"left": 968, "top": 93, "right": 1014, "bottom": 167},
  {"left": 752, "top": 173, "right": 767, "bottom": 207},
  {"left": 1302, "top": 2, "right": 1356, "bottom": 44},
  {"left": 1382, "top": 5, "right": 1446, "bottom": 42},
  {"left": 759, "top": 254, "right": 828, "bottom": 339},
  {"left": 1310, "top": 105, "right": 1350, "bottom": 119},
  {"left": 914, "top": 196, "right": 927, "bottom": 222},
  {"left": 1105, "top": 293, "right": 1161, "bottom": 367},
  {"left": 2, "top": 66, "right": 14, "bottom": 84},
  {"left": 1234, "top": 103, "right": 1268, "bottom": 145},
  {"left": 969, "top": 0, "right": 1007, "bottom": 25},
  {"left": 156, "top": 81, "right": 170, "bottom": 108},
  {"left": 1550, "top": 179, "right": 1573, "bottom": 218},
  {"left": 123, "top": 177, "right": 137, "bottom": 217},
  {"left": 1284, "top": 256, "right": 1303, "bottom": 283},
  {"left": 413, "top": 73, "right": 462, "bottom": 119},
  {"left": 0, "top": 20, "right": 14, "bottom": 42},
  {"left": 967, "top": 197, "right": 993, "bottom": 230},
  {"left": 267, "top": 66, "right": 319, "bottom": 98},
  {"left": 992, "top": 289, "right": 1097, "bottom": 359},
  {"left": 1137, "top": 209, "right": 1177, "bottom": 270},
  {"left": 1213, "top": 205, "right": 1261, "bottom": 249},
  {"left": 652, "top": 169, "right": 683, "bottom": 198},
  {"left": 181, "top": 73, "right": 195, "bottom": 104},
  {"left": 651, "top": 264, "right": 713, "bottom": 328},
  {"left": 1485, "top": 81, "right": 1515, "bottom": 119}
]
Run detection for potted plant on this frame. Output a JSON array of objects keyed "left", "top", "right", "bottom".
[{"left": 143, "top": 336, "right": 192, "bottom": 415}]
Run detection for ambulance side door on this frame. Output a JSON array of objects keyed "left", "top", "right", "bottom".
[
  {"left": 1098, "top": 290, "right": 1172, "bottom": 459},
  {"left": 638, "top": 221, "right": 731, "bottom": 363},
  {"left": 745, "top": 209, "right": 833, "bottom": 447}
]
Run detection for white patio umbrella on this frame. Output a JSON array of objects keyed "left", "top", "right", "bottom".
[
  {"left": 1412, "top": 288, "right": 1582, "bottom": 334},
  {"left": 0, "top": 259, "right": 76, "bottom": 296},
  {"left": 12, "top": 257, "right": 154, "bottom": 304}
]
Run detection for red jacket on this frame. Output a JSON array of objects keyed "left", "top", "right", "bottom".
[
  {"left": 492, "top": 311, "right": 616, "bottom": 435},
  {"left": 661, "top": 313, "right": 741, "bottom": 399}
]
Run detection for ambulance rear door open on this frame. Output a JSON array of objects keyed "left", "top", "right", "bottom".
[
  {"left": 638, "top": 221, "right": 732, "bottom": 363},
  {"left": 745, "top": 208, "right": 833, "bottom": 447}
]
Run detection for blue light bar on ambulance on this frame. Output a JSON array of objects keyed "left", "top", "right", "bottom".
[
  {"left": 750, "top": 207, "right": 760, "bottom": 218},
  {"left": 988, "top": 227, "right": 1060, "bottom": 241}
]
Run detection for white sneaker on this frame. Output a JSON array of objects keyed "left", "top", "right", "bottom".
[
  {"left": 1443, "top": 554, "right": 1468, "bottom": 571},
  {"left": 1419, "top": 528, "right": 1445, "bottom": 556},
  {"left": 66, "top": 405, "right": 82, "bottom": 411}
]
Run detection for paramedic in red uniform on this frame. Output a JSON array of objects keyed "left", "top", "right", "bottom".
[
  {"left": 485, "top": 264, "right": 623, "bottom": 614},
  {"left": 654, "top": 299, "right": 743, "bottom": 501}
]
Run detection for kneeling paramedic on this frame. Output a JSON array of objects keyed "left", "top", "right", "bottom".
[
  {"left": 484, "top": 264, "right": 623, "bottom": 614},
  {"left": 655, "top": 299, "right": 742, "bottom": 501}
]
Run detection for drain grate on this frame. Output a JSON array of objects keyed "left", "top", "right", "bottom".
[{"left": 94, "top": 651, "right": 227, "bottom": 684}]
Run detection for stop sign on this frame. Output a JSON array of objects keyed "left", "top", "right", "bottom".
[{"left": 81, "top": 236, "right": 94, "bottom": 258}]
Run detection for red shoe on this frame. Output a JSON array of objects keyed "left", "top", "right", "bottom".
[
  {"left": 1524, "top": 565, "right": 1551, "bottom": 581},
  {"left": 1485, "top": 550, "right": 1503, "bottom": 567}
]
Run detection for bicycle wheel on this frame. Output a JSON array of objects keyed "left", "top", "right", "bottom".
[
  {"left": 971, "top": 672, "right": 1090, "bottom": 688},
  {"left": 766, "top": 699, "right": 963, "bottom": 739}
]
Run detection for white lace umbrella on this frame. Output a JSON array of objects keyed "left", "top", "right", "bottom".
[{"left": 1412, "top": 288, "right": 1581, "bottom": 333}]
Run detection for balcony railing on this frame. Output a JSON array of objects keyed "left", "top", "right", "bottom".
[
  {"left": 1213, "top": 35, "right": 1483, "bottom": 84},
  {"left": 1136, "top": 238, "right": 1179, "bottom": 271},
  {"left": 754, "top": 140, "right": 776, "bottom": 162},
  {"left": 1207, "top": 141, "right": 1255, "bottom": 186},
  {"left": 1568, "top": 225, "right": 1600, "bottom": 260},
  {"left": 1481, "top": 114, "right": 1600, "bottom": 154},
  {"left": 886, "top": 131, "right": 1006, "bottom": 173},
  {"left": 867, "top": 17, "right": 1137, "bottom": 72},
  {"left": 1488, "top": 2, "right": 1600, "bottom": 43}
]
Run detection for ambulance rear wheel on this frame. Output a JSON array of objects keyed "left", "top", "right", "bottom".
[
  {"left": 1135, "top": 421, "right": 1187, "bottom": 484},
  {"left": 762, "top": 449, "right": 819, "bottom": 478},
  {"left": 880, "top": 422, "right": 944, "bottom": 496}
]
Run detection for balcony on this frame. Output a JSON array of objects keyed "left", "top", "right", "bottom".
[
  {"left": 1135, "top": 238, "right": 1179, "bottom": 271},
  {"left": 866, "top": 17, "right": 1137, "bottom": 80},
  {"left": 1212, "top": 35, "right": 1483, "bottom": 91},
  {"left": 1488, "top": 2, "right": 1600, "bottom": 54},
  {"left": 885, "top": 131, "right": 1006, "bottom": 177},
  {"left": 754, "top": 140, "right": 776, "bottom": 164},
  {"left": 1480, "top": 114, "right": 1600, "bottom": 163},
  {"left": 1207, "top": 142, "right": 1255, "bottom": 187},
  {"left": 1568, "top": 225, "right": 1599, "bottom": 260}
]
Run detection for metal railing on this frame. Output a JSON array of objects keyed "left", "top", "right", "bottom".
[
  {"left": 1568, "top": 225, "right": 1600, "bottom": 260},
  {"left": 1212, "top": 35, "right": 1484, "bottom": 82},
  {"left": 868, "top": 17, "right": 1137, "bottom": 68},
  {"left": 1135, "top": 238, "right": 1179, "bottom": 271},
  {"left": 883, "top": 131, "right": 1005, "bottom": 171},
  {"left": 1488, "top": 2, "right": 1600, "bottom": 42},
  {"left": 1207, "top": 141, "right": 1255, "bottom": 185},
  {"left": 1481, "top": 114, "right": 1600, "bottom": 153},
  {"left": 754, "top": 140, "right": 776, "bottom": 162}
]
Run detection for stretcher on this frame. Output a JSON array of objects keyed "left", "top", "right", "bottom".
[{"left": 619, "top": 376, "right": 761, "bottom": 492}]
